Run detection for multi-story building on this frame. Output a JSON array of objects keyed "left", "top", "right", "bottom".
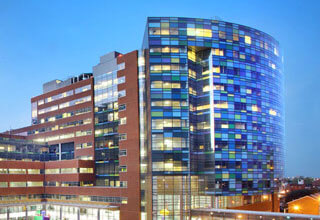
[
  {"left": 140, "top": 17, "right": 284, "bottom": 219},
  {"left": 0, "top": 17, "right": 284, "bottom": 220},
  {"left": 3, "top": 51, "right": 140, "bottom": 220}
]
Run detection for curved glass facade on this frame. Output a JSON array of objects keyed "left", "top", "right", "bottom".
[{"left": 142, "top": 17, "right": 284, "bottom": 219}]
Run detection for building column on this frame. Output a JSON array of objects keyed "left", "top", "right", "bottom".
[
  {"left": 7, "top": 207, "right": 9, "bottom": 219},
  {"left": 97, "top": 208, "right": 100, "bottom": 220},
  {"left": 77, "top": 208, "right": 80, "bottom": 220},
  {"left": 60, "top": 206, "right": 62, "bottom": 220},
  {"left": 25, "top": 205, "right": 28, "bottom": 219},
  {"left": 59, "top": 143, "right": 62, "bottom": 160}
]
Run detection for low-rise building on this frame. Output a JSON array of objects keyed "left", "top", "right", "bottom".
[{"left": 288, "top": 193, "right": 320, "bottom": 215}]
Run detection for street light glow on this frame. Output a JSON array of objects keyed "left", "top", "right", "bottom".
[{"left": 293, "top": 205, "right": 300, "bottom": 211}]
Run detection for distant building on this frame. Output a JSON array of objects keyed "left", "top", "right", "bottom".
[
  {"left": 287, "top": 193, "right": 320, "bottom": 215},
  {"left": 286, "top": 184, "right": 306, "bottom": 192},
  {"left": 313, "top": 179, "right": 320, "bottom": 189}
]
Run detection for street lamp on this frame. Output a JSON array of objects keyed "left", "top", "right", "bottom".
[
  {"left": 210, "top": 211, "right": 214, "bottom": 220},
  {"left": 293, "top": 205, "right": 300, "bottom": 211}
]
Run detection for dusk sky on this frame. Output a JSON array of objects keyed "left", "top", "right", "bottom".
[{"left": 0, "top": 0, "right": 319, "bottom": 177}]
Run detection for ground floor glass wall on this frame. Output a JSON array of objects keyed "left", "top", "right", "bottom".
[
  {"left": 0, "top": 204, "right": 119, "bottom": 220},
  {"left": 46, "top": 204, "right": 119, "bottom": 220}
]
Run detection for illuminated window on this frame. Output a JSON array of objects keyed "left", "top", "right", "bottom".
[
  {"left": 28, "top": 169, "right": 40, "bottom": 174},
  {"left": 61, "top": 168, "right": 77, "bottom": 174},
  {"left": 269, "top": 109, "right": 277, "bottom": 116},
  {"left": 27, "top": 181, "right": 43, "bottom": 187},
  {"left": 215, "top": 101, "right": 228, "bottom": 109},
  {"left": 8, "top": 169, "right": 26, "bottom": 174},
  {"left": 79, "top": 168, "right": 93, "bottom": 173},
  {"left": 245, "top": 36, "right": 251, "bottom": 44},
  {"left": 38, "top": 99, "right": 44, "bottom": 105},
  {"left": 119, "top": 166, "right": 127, "bottom": 172},
  {"left": 0, "top": 182, "right": 7, "bottom": 187},
  {"left": 0, "top": 169, "right": 7, "bottom": 174},
  {"left": 10, "top": 182, "right": 26, "bottom": 187},
  {"left": 120, "top": 117, "right": 127, "bottom": 125}
]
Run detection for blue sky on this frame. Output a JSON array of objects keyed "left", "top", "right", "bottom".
[{"left": 0, "top": 0, "right": 319, "bottom": 177}]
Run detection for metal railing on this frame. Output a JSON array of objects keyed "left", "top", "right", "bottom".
[{"left": 191, "top": 208, "right": 320, "bottom": 219}]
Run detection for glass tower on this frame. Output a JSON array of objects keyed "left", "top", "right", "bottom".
[{"left": 141, "top": 17, "right": 284, "bottom": 219}]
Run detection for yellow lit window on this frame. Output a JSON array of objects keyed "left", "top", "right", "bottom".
[
  {"left": 245, "top": 36, "right": 251, "bottom": 44},
  {"left": 195, "top": 29, "right": 203, "bottom": 36},
  {"left": 252, "top": 105, "right": 259, "bottom": 112},
  {"left": 197, "top": 105, "right": 210, "bottom": 111},
  {"left": 221, "top": 124, "right": 228, "bottom": 129},
  {"left": 151, "top": 81, "right": 162, "bottom": 88},
  {"left": 187, "top": 28, "right": 212, "bottom": 37},
  {"left": 202, "top": 69, "right": 210, "bottom": 75},
  {"left": 215, "top": 102, "right": 228, "bottom": 109},
  {"left": 189, "top": 87, "right": 196, "bottom": 96},
  {"left": 203, "top": 29, "right": 212, "bottom": 37},
  {"left": 150, "top": 65, "right": 162, "bottom": 71},
  {"left": 269, "top": 109, "right": 277, "bottom": 116},
  {"left": 214, "top": 85, "right": 224, "bottom": 91},
  {"left": 172, "top": 83, "right": 180, "bottom": 88},
  {"left": 213, "top": 66, "right": 220, "bottom": 73},
  {"left": 162, "top": 65, "right": 171, "bottom": 71},
  {"left": 163, "top": 100, "right": 171, "bottom": 106},
  {"left": 171, "top": 48, "right": 179, "bottom": 53},
  {"left": 187, "top": 28, "right": 195, "bottom": 36},
  {"left": 189, "top": 69, "right": 196, "bottom": 78},
  {"left": 27, "top": 181, "right": 43, "bottom": 187},
  {"left": 161, "top": 29, "right": 169, "bottom": 35},
  {"left": 79, "top": 168, "right": 93, "bottom": 173},
  {"left": 162, "top": 47, "right": 170, "bottom": 53},
  {"left": 213, "top": 49, "right": 224, "bottom": 56},
  {"left": 203, "top": 85, "right": 210, "bottom": 92},
  {"left": 163, "top": 82, "right": 171, "bottom": 88},
  {"left": 188, "top": 50, "right": 196, "bottom": 62}
]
